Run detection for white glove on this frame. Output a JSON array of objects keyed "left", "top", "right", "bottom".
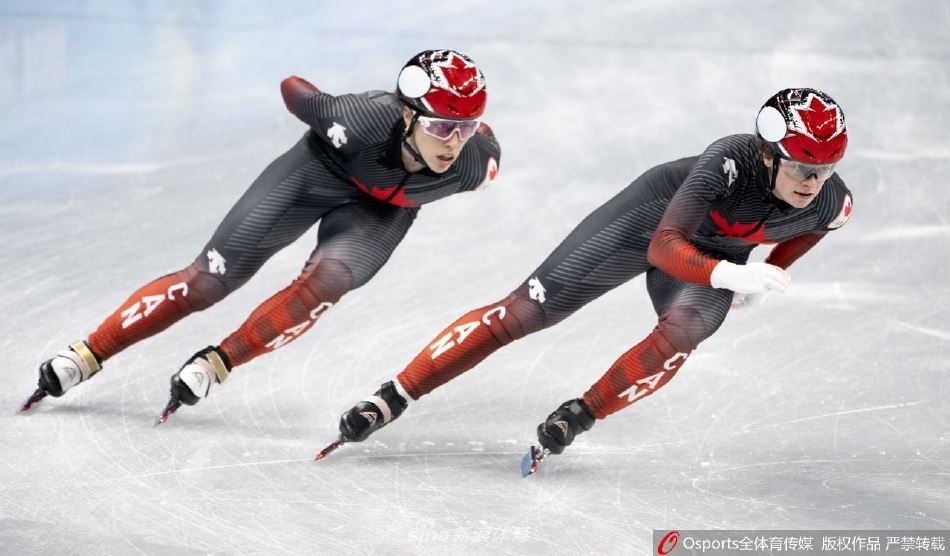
[
  {"left": 731, "top": 291, "right": 770, "bottom": 310},
  {"left": 710, "top": 261, "right": 790, "bottom": 295}
]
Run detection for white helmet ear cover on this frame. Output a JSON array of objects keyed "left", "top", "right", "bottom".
[
  {"left": 398, "top": 65, "right": 431, "bottom": 98},
  {"left": 756, "top": 105, "right": 787, "bottom": 142}
]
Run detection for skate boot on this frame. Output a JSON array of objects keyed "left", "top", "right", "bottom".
[
  {"left": 156, "top": 346, "right": 231, "bottom": 424},
  {"left": 522, "top": 398, "right": 597, "bottom": 476},
  {"left": 21, "top": 341, "right": 103, "bottom": 412},
  {"left": 338, "top": 381, "right": 408, "bottom": 443},
  {"left": 170, "top": 346, "right": 232, "bottom": 405},
  {"left": 38, "top": 341, "right": 103, "bottom": 397},
  {"left": 536, "top": 398, "right": 595, "bottom": 455}
]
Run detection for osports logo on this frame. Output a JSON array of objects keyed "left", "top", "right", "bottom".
[{"left": 657, "top": 531, "right": 680, "bottom": 555}]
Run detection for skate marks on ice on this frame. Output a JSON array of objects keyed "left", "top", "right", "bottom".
[
  {"left": 317, "top": 437, "right": 528, "bottom": 462},
  {"left": 0, "top": 519, "right": 211, "bottom": 556}
]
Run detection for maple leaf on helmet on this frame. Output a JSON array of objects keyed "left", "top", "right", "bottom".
[
  {"left": 755, "top": 88, "right": 848, "bottom": 164},
  {"left": 396, "top": 49, "right": 487, "bottom": 120}
]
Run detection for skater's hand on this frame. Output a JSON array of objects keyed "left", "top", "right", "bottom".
[
  {"left": 731, "top": 291, "right": 770, "bottom": 310},
  {"left": 710, "top": 261, "right": 790, "bottom": 295}
]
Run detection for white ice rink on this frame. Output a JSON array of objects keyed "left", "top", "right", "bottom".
[{"left": 1, "top": 2, "right": 948, "bottom": 554}]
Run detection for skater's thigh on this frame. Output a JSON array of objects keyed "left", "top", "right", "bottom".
[
  {"left": 309, "top": 198, "right": 420, "bottom": 289},
  {"left": 521, "top": 187, "right": 659, "bottom": 324},
  {"left": 646, "top": 268, "right": 733, "bottom": 344},
  {"left": 200, "top": 138, "right": 354, "bottom": 285}
]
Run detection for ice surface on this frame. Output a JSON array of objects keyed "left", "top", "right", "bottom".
[{"left": 1, "top": 1, "right": 948, "bottom": 554}]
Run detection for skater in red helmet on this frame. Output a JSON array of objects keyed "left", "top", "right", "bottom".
[
  {"left": 328, "top": 89, "right": 852, "bottom": 472},
  {"left": 22, "top": 50, "right": 501, "bottom": 422}
]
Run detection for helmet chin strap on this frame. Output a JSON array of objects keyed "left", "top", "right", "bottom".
[
  {"left": 402, "top": 111, "right": 428, "bottom": 168},
  {"left": 769, "top": 155, "right": 781, "bottom": 191},
  {"left": 765, "top": 150, "right": 794, "bottom": 210},
  {"left": 756, "top": 146, "right": 784, "bottom": 204}
]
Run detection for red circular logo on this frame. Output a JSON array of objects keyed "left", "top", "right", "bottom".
[{"left": 658, "top": 531, "right": 680, "bottom": 555}]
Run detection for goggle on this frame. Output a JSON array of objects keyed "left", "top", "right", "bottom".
[
  {"left": 780, "top": 158, "right": 836, "bottom": 181},
  {"left": 417, "top": 115, "right": 480, "bottom": 141}
]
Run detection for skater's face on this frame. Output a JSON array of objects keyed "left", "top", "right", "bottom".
[
  {"left": 402, "top": 106, "right": 475, "bottom": 173},
  {"left": 768, "top": 156, "right": 830, "bottom": 208}
]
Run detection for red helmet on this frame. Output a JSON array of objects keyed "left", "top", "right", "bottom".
[
  {"left": 397, "top": 50, "right": 487, "bottom": 120},
  {"left": 755, "top": 88, "right": 848, "bottom": 164}
]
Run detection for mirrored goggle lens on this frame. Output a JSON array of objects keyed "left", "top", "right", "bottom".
[
  {"left": 781, "top": 158, "right": 836, "bottom": 180},
  {"left": 418, "top": 116, "right": 480, "bottom": 140}
]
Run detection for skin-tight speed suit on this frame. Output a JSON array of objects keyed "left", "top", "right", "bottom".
[
  {"left": 395, "top": 134, "right": 852, "bottom": 420},
  {"left": 83, "top": 76, "right": 501, "bottom": 369}
]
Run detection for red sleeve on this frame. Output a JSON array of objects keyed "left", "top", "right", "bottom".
[
  {"left": 280, "top": 76, "right": 321, "bottom": 119},
  {"left": 646, "top": 141, "right": 739, "bottom": 285},
  {"left": 647, "top": 228, "right": 719, "bottom": 285},
  {"left": 764, "top": 232, "right": 826, "bottom": 269}
]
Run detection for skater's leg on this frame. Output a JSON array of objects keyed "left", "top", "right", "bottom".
[
  {"left": 396, "top": 285, "right": 547, "bottom": 400},
  {"left": 535, "top": 271, "right": 732, "bottom": 455},
  {"left": 86, "top": 137, "right": 340, "bottom": 362},
  {"left": 86, "top": 261, "right": 231, "bottom": 361},
  {"left": 580, "top": 269, "right": 733, "bottom": 418},
  {"left": 217, "top": 199, "right": 419, "bottom": 367},
  {"left": 167, "top": 199, "right": 418, "bottom": 412},
  {"left": 336, "top": 180, "right": 666, "bottom": 444},
  {"left": 33, "top": 138, "right": 346, "bottom": 403},
  {"left": 396, "top": 178, "right": 665, "bottom": 401}
]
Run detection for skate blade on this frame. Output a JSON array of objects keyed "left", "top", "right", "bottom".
[
  {"left": 521, "top": 445, "right": 546, "bottom": 477},
  {"left": 315, "top": 437, "right": 344, "bottom": 461},
  {"left": 18, "top": 388, "right": 48, "bottom": 414},
  {"left": 154, "top": 399, "right": 182, "bottom": 426}
]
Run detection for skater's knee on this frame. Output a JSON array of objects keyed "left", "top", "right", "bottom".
[
  {"left": 297, "top": 258, "right": 354, "bottom": 304},
  {"left": 175, "top": 262, "right": 238, "bottom": 310},
  {"left": 488, "top": 288, "right": 551, "bottom": 340},
  {"left": 510, "top": 278, "right": 574, "bottom": 331},
  {"left": 656, "top": 306, "right": 712, "bottom": 353}
]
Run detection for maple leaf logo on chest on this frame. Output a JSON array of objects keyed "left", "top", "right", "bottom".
[
  {"left": 710, "top": 211, "right": 770, "bottom": 243},
  {"left": 350, "top": 177, "right": 413, "bottom": 207}
]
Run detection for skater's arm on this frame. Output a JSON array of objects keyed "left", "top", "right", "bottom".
[
  {"left": 281, "top": 76, "right": 322, "bottom": 121},
  {"left": 460, "top": 123, "right": 501, "bottom": 191},
  {"left": 281, "top": 77, "right": 399, "bottom": 149},
  {"left": 766, "top": 185, "right": 852, "bottom": 269},
  {"left": 764, "top": 232, "right": 826, "bottom": 269},
  {"left": 647, "top": 142, "right": 734, "bottom": 285},
  {"left": 765, "top": 186, "right": 853, "bottom": 269},
  {"left": 473, "top": 123, "right": 500, "bottom": 161},
  {"left": 648, "top": 222, "right": 719, "bottom": 285}
]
